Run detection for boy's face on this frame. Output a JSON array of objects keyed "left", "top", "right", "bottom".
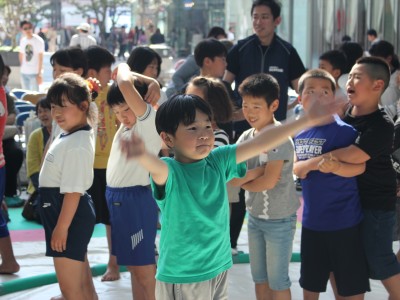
[
  {"left": 93, "top": 66, "right": 112, "bottom": 88},
  {"left": 242, "top": 96, "right": 277, "bottom": 132},
  {"left": 111, "top": 102, "right": 136, "bottom": 129},
  {"left": 204, "top": 56, "right": 227, "bottom": 78},
  {"left": 319, "top": 60, "right": 340, "bottom": 80},
  {"left": 346, "top": 63, "right": 382, "bottom": 107},
  {"left": 300, "top": 78, "right": 334, "bottom": 112},
  {"left": 164, "top": 109, "right": 214, "bottom": 164}
]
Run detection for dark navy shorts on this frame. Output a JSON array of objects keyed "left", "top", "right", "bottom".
[
  {"left": 0, "top": 167, "right": 9, "bottom": 238},
  {"left": 362, "top": 209, "right": 400, "bottom": 280},
  {"left": 300, "top": 224, "right": 370, "bottom": 297},
  {"left": 106, "top": 185, "right": 158, "bottom": 266},
  {"left": 39, "top": 187, "right": 96, "bottom": 262}
]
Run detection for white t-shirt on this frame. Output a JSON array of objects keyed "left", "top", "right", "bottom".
[
  {"left": 106, "top": 104, "right": 161, "bottom": 187},
  {"left": 39, "top": 128, "right": 95, "bottom": 195},
  {"left": 19, "top": 34, "right": 45, "bottom": 74},
  {"left": 69, "top": 33, "right": 97, "bottom": 50}
]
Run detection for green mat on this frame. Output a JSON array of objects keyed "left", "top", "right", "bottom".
[{"left": 6, "top": 207, "right": 106, "bottom": 238}]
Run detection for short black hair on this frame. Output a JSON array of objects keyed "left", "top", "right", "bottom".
[
  {"left": 194, "top": 39, "right": 227, "bottom": 67},
  {"left": 298, "top": 69, "right": 336, "bottom": 95},
  {"left": 3, "top": 65, "right": 11, "bottom": 76},
  {"left": 369, "top": 40, "right": 400, "bottom": 69},
  {"left": 319, "top": 50, "right": 347, "bottom": 76},
  {"left": 239, "top": 73, "right": 280, "bottom": 106},
  {"left": 20, "top": 20, "right": 32, "bottom": 28},
  {"left": 0, "top": 55, "right": 4, "bottom": 79},
  {"left": 155, "top": 94, "right": 212, "bottom": 135},
  {"left": 207, "top": 27, "right": 227, "bottom": 39},
  {"left": 367, "top": 29, "right": 377, "bottom": 37},
  {"left": 356, "top": 56, "right": 390, "bottom": 92},
  {"left": 127, "top": 47, "right": 162, "bottom": 77},
  {"left": 251, "top": 0, "right": 281, "bottom": 19},
  {"left": 338, "top": 42, "right": 364, "bottom": 74},
  {"left": 50, "top": 47, "right": 88, "bottom": 78},
  {"left": 84, "top": 46, "right": 115, "bottom": 72},
  {"left": 106, "top": 82, "right": 148, "bottom": 107}
]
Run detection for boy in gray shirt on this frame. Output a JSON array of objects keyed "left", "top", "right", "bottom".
[{"left": 230, "top": 73, "right": 299, "bottom": 300}]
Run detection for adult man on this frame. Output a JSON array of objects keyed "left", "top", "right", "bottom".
[
  {"left": 224, "top": 0, "right": 305, "bottom": 122},
  {"left": 69, "top": 22, "right": 97, "bottom": 50},
  {"left": 19, "top": 20, "right": 45, "bottom": 91},
  {"left": 223, "top": 0, "right": 306, "bottom": 256}
]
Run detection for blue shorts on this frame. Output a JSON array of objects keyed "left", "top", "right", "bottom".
[
  {"left": 39, "top": 188, "right": 96, "bottom": 262},
  {"left": 0, "top": 167, "right": 9, "bottom": 238},
  {"left": 362, "top": 209, "right": 400, "bottom": 280},
  {"left": 248, "top": 213, "right": 296, "bottom": 291},
  {"left": 300, "top": 224, "right": 370, "bottom": 297},
  {"left": 106, "top": 185, "right": 158, "bottom": 266}
]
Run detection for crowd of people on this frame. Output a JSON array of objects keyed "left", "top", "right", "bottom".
[{"left": 1, "top": 0, "right": 400, "bottom": 299}]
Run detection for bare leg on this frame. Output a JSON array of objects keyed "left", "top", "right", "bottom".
[
  {"left": 255, "top": 282, "right": 273, "bottom": 300},
  {"left": 303, "top": 289, "right": 320, "bottom": 300},
  {"left": 127, "top": 265, "right": 156, "bottom": 300},
  {"left": 382, "top": 273, "right": 400, "bottom": 300},
  {"left": 82, "top": 254, "right": 98, "bottom": 300},
  {"left": 0, "top": 236, "right": 20, "bottom": 274},
  {"left": 101, "top": 224, "right": 120, "bottom": 281},
  {"left": 53, "top": 257, "right": 87, "bottom": 300}
]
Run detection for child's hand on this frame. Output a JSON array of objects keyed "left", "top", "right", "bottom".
[
  {"left": 293, "top": 160, "right": 310, "bottom": 179},
  {"left": 51, "top": 225, "right": 68, "bottom": 252},
  {"left": 119, "top": 131, "right": 146, "bottom": 159},
  {"left": 305, "top": 93, "right": 340, "bottom": 126},
  {"left": 318, "top": 153, "right": 341, "bottom": 173},
  {"left": 145, "top": 81, "right": 161, "bottom": 106}
]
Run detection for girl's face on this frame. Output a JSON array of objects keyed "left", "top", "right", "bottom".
[
  {"left": 164, "top": 109, "right": 214, "bottom": 163},
  {"left": 52, "top": 62, "right": 83, "bottom": 79},
  {"left": 50, "top": 97, "right": 88, "bottom": 132},
  {"left": 143, "top": 58, "right": 159, "bottom": 79},
  {"left": 37, "top": 106, "right": 52, "bottom": 129},
  {"left": 111, "top": 102, "right": 137, "bottom": 129}
]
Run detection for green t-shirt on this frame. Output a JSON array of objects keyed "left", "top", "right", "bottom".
[{"left": 151, "top": 144, "right": 246, "bottom": 283}]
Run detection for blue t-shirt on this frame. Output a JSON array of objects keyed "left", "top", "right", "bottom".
[
  {"left": 294, "top": 116, "right": 363, "bottom": 231},
  {"left": 150, "top": 144, "right": 246, "bottom": 283}
]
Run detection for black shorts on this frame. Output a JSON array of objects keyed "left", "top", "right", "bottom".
[
  {"left": 300, "top": 224, "right": 370, "bottom": 297},
  {"left": 39, "top": 187, "right": 96, "bottom": 262},
  {"left": 88, "top": 168, "right": 110, "bottom": 225}
]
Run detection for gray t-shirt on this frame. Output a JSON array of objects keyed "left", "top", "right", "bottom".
[{"left": 237, "top": 125, "right": 299, "bottom": 219}]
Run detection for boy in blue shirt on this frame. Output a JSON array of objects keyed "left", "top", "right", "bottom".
[
  {"left": 119, "top": 89, "right": 336, "bottom": 299},
  {"left": 293, "top": 69, "right": 370, "bottom": 299}
]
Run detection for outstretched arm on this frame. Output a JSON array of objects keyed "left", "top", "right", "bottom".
[
  {"left": 236, "top": 93, "right": 338, "bottom": 164},
  {"left": 119, "top": 130, "right": 169, "bottom": 186}
]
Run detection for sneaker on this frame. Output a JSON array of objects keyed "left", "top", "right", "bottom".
[
  {"left": 5, "top": 195, "right": 25, "bottom": 208},
  {"left": 231, "top": 248, "right": 238, "bottom": 256}
]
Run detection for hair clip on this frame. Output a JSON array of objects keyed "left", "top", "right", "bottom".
[{"left": 86, "top": 77, "right": 101, "bottom": 100}]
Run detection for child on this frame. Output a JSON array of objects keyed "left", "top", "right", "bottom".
[
  {"left": 50, "top": 47, "right": 88, "bottom": 79},
  {"left": 0, "top": 56, "right": 20, "bottom": 274},
  {"left": 83, "top": 45, "right": 120, "bottom": 282},
  {"left": 118, "top": 89, "right": 337, "bottom": 299},
  {"left": 319, "top": 50, "right": 348, "bottom": 106},
  {"left": 126, "top": 46, "right": 167, "bottom": 106},
  {"left": 293, "top": 69, "right": 370, "bottom": 299},
  {"left": 194, "top": 39, "right": 227, "bottom": 80},
  {"left": 185, "top": 76, "right": 233, "bottom": 146},
  {"left": 328, "top": 56, "right": 400, "bottom": 298},
  {"left": 39, "top": 73, "right": 98, "bottom": 299},
  {"left": 228, "top": 73, "right": 299, "bottom": 300},
  {"left": 106, "top": 63, "right": 161, "bottom": 299}
]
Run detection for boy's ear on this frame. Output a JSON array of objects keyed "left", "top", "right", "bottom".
[
  {"left": 372, "top": 79, "right": 385, "bottom": 93},
  {"left": 270, "top": 99, "right": 279, "bottom": 112},
  {"left": 332, "top": 68, "right": 341, "bottom": 79},
  {"left": 203, "top": 57, "right": 212, "bottom": 67},
  {"left": 87, "top": 69, "right": 97, "bottom": 78},
  {"left": 80, "top": 101, "right": 89, "bottom": 112},
  {"left": 160, "top": 132, "right": 174, "bottom": 148}
]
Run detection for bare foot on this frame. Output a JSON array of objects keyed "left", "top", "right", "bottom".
[
  {"left": 0, "top": 262, "right": 20, "bottom": 274},
  {"left": 101, "top": 266, "right": 120, "bottom": 281},
  {"left": 50, "top": 295, "right": 64, "bottom": 300}
]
